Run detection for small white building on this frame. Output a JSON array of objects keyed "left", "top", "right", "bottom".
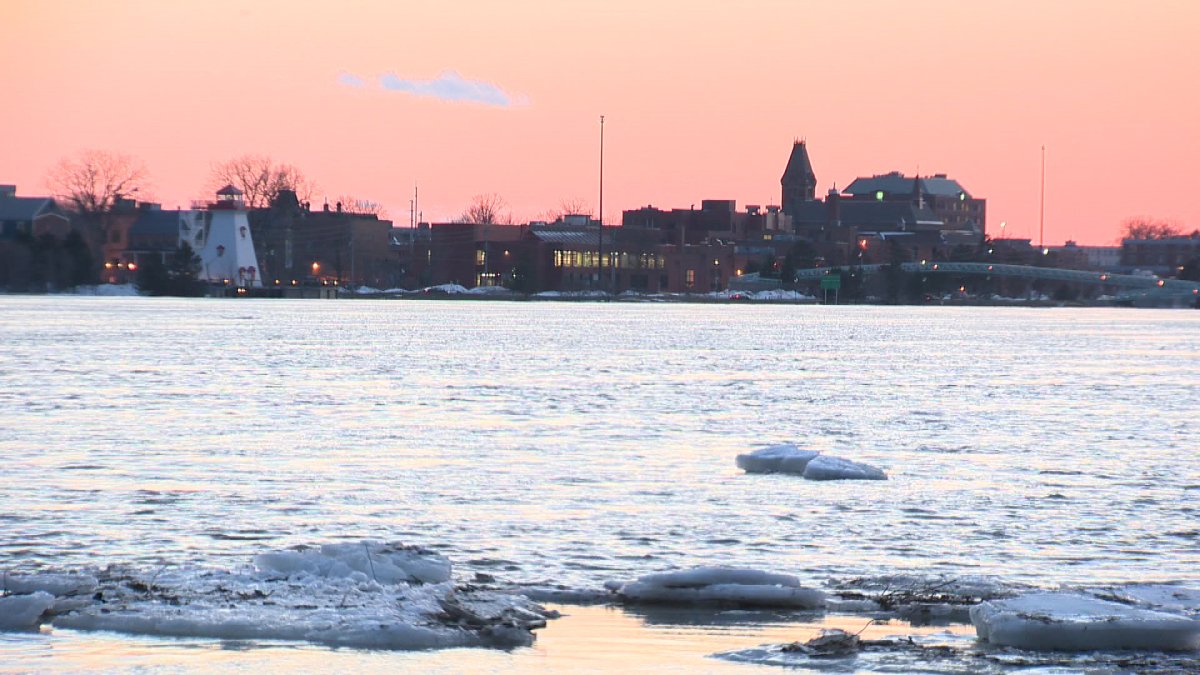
[{"left": 184, "top": 186, "right": 262, "bottom": 287}]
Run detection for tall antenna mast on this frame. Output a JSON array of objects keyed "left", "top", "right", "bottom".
[
  {"left": 1039, "top": 145, "right": 1046, "bottom": 250},
  {"left": 598, "top": 114, "right": 605, "bottom": 292}
]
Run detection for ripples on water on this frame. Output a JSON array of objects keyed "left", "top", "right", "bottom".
[{"left": 1, "top": 297, "right": 1197, "bottom": 590}]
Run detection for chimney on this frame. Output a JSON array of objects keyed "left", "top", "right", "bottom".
[{"left": 826, "top": 189, "right": 841, "bottom": 227}]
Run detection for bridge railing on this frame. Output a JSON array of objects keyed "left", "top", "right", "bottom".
[{"left": 790, "top": 262, "right": 1199, "bottom": 295}]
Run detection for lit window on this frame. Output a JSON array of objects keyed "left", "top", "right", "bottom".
[
  {"left": 686, "top": 269, "right": 695, "bottom": 289},
  {"left": 875, "top": 191, "right": 884, "bottom": 201}
]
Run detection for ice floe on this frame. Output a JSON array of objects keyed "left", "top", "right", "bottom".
[
  {"left": 1090, "top": 584, "right": 1200, "bottom": 618},
  {"left": 0, "top": 591, "right": 55, "bottom": 630},
  {"left": 736, "top": 444, "right": 887, "bottom": 480},
  {"left": 614, "top": 567, "right": 826, "bottom": 609},
  {"left": 802, "top": 455, "right": 888, "bottom": 481},
  {"left": 970, "top": 591, "right": 1200, "bottom": 651},
  {"left": 735, "top": 444, "right": 820, "bottom": 474},
  {"left": 254, "top": 542, "right": 451, "bottom": 585},
  {"left": 2, "top": 542, "right": 552, "bottom": 650}
]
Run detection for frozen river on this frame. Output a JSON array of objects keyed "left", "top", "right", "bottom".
[
  {"left": 1, "top": 297, "right": 1198, "bottom": 669},
  {"left": 2, "top": 297, "right": 1197, "bottom": 588}
]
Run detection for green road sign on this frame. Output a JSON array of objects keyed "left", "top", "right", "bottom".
[{"left": 820, "top": 275, "right": 841, "bottom": 291}]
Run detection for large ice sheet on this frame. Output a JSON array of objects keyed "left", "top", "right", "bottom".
[
  {"left": 971, "top": 592, "right": 1200, "bottom": 651},
  {"left": 616, "top": 567, "right": 826, "bottom": 609},
  {"left": 0, "top": 592, "right": 55, "bottom": 630},
  {"left": 24, "top": 542, "right": 550, "bottom": 650}
]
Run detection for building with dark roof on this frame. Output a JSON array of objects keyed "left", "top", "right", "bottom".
[
  {"left": 0, "top": 185, "right": 70, "bottom": 239},
  {"left": 843, "top": 171, "right": 986, "bottom": 235},
  {"left": 789, "top": 195, "right": 943, "bottom": 234}
]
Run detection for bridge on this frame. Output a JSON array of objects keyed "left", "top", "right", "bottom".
[{"left": 792, "top": 262, "right": 1200, "bottom": 300}]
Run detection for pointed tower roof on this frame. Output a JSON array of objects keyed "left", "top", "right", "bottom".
[
  {"left": 781, "top": 140, "right": 817, "bottom": 186},
  {"left": 911, "top": 173, "right": 926, "bottom": 209}
]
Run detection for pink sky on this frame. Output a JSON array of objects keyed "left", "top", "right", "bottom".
[{"left": 3, "top": 0, "right": 1197, "bottom": 244}]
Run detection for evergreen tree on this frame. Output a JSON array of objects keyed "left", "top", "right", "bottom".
[
  {"left": 135, "top": 254, "right": 170, "bottom": 296},
  {"left": 166, "top": 242, "right": 206, "bottom": 296},
  {"left": 136, "top": 243, "right": 206, "bottom": 296}
]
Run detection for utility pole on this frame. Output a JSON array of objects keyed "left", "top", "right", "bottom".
[
  {"left": 409, "top": 184, "right": 418, "bottom": 286},
  {"left": 598, "top": 114, "right": 605, "bottom": 292}
]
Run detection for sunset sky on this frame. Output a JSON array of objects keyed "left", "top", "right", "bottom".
[{"left": 3, "top": 0, "right": 1197, "bottom": 244}]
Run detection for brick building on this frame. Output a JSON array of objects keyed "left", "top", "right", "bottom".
[
  {"left": 1121, "top": 233, "right": 1200, "bottom": 276},
  {"left": 251, "top": 191, "right": 399, "bottom": 287}
]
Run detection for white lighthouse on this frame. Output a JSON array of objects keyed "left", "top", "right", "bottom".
[{"left": 189, "top": 185, "right": 262, "bottom": 287}]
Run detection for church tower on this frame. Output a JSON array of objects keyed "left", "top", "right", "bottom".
[{"left": 780, "top": 140, "right": 817, "bottom": 216}]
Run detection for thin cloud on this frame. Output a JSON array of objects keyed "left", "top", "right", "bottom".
[
  {"left": 379, "top": 70, "right": 517, "bottom": 107},
  {"left": 337, "top": 72, "right": 366, "bottom": 88},
  {"left": 337, "top": 70, "right": 524, "bottom": 107}
]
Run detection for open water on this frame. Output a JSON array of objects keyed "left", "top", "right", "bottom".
[{"left": 1, "top": 297, "right": 1198, "bottom": 668}]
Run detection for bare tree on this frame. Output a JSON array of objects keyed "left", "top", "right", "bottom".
[
  {"left": 333, "top": 195, "right": 387, "bottom": 217},
  {"left": 1121, "top": 217, "right": 1182, "bottom": 241},
  {"left": 460, "top": 193, "right": 510, "bottom": 224},
  {"left": 46, "top": 150, "right": 150, "bottom": 216},
  {"left": 209, "top": 155, "right": 316, "bottom": 208},
  {"left": 540, "top": 197, "right": 592, "bottom": 222}
]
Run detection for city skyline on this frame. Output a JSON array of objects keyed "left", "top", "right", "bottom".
[{"left": 3, "top": 0, "right": 1198, "bottom": 244}]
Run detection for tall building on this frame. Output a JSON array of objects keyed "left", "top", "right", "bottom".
[{"left": 780, "top": 140, "right": 817, "bottom": 216}]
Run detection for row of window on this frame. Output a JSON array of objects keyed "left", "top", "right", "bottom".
[{"left": 552, "top": 250, "right": 666, "bottom": 270}]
